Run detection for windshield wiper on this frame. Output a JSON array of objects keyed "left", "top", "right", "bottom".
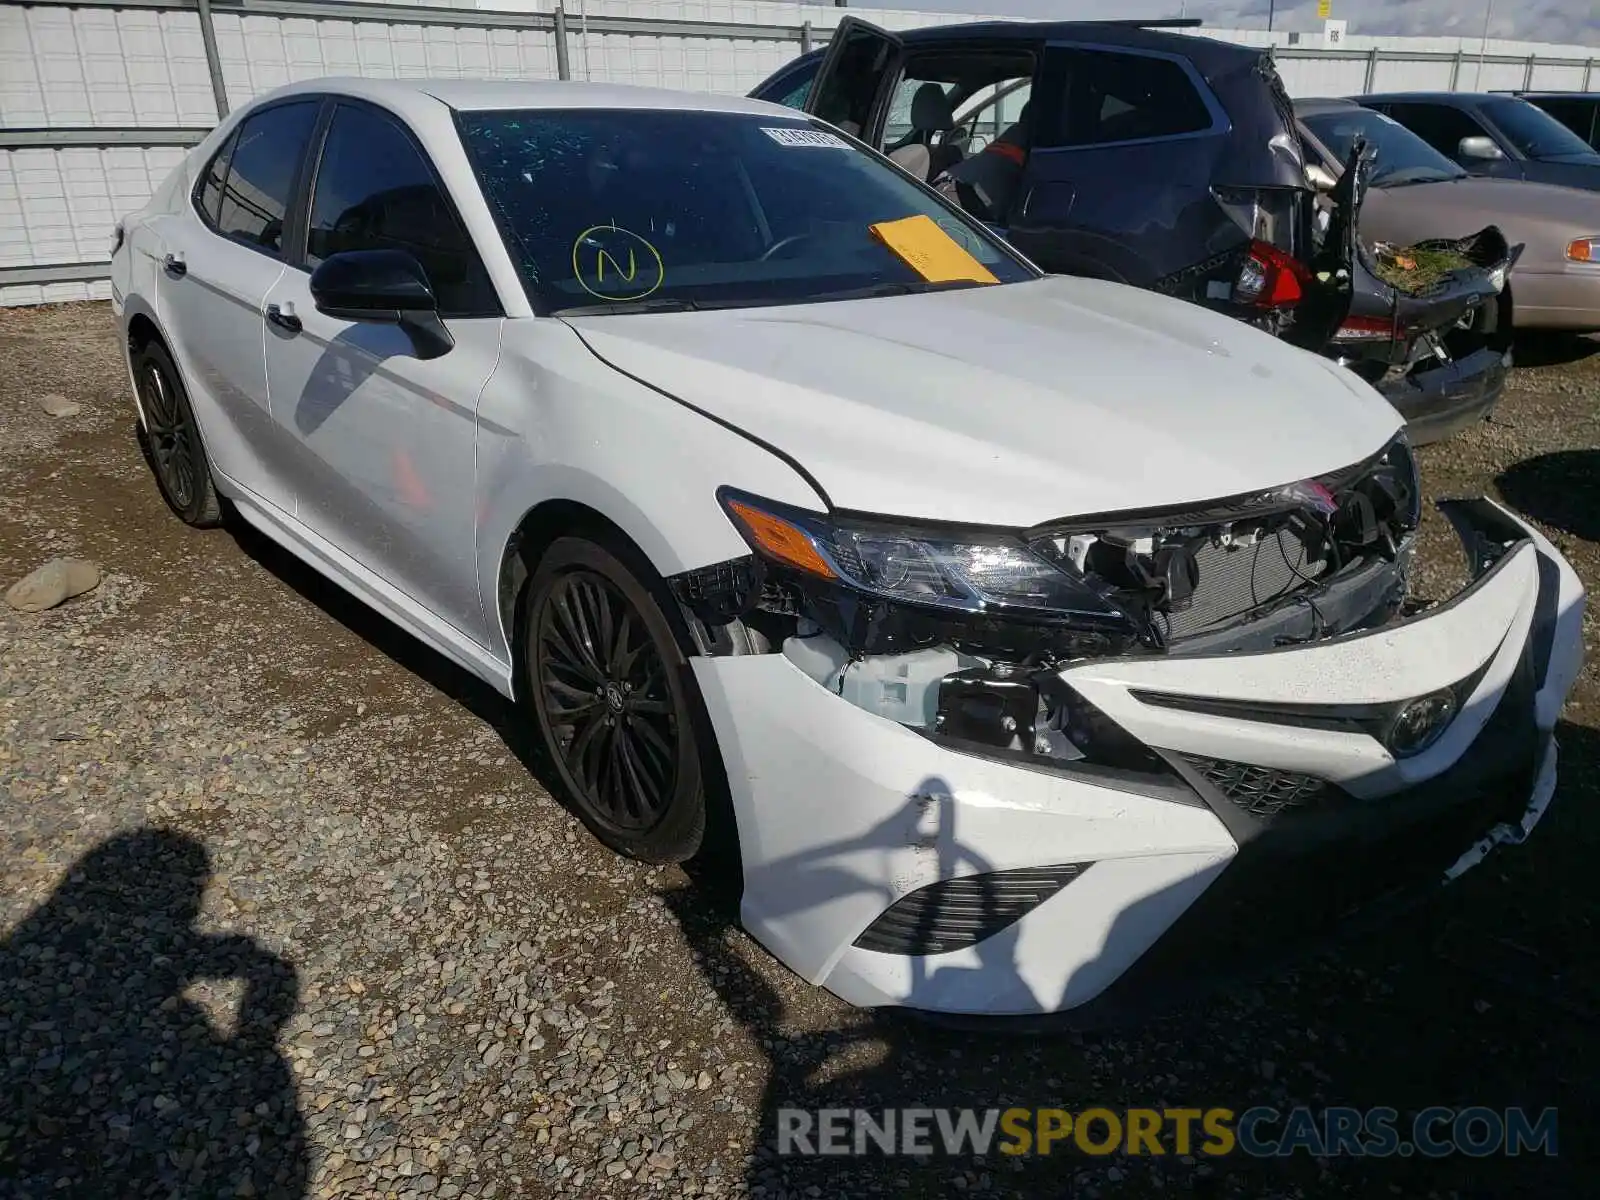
[
  {"left": 551, "top": 297, "right": 700, "bottom": 316},
  {"left": 805, "top": 279, "right": 984, "bottom": 303}
]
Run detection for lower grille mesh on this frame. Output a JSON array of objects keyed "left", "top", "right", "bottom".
[
  {"left": 1180, "top": 753, "right": 1330, "bottom": 821},
  {"left": 1157, "top": 530, "right": 1327, "bottom": 640},
  {"left": 853, "top": 864, "right": 1091, "bottom": 956}
]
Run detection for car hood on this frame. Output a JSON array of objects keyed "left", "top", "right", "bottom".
[{"left": 562, "top": 276, "right": 1403, "bottom": 528}]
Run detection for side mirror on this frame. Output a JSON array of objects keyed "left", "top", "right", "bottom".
[
  {"left": 309, "top": 249, "right": 454, "bottom": 359},
  {"left": 1305, "top": 162, "right": 1338, "bottom": 192},
  {"left": 1458, "top": 135, "right": 1505, "bottom": 162}
]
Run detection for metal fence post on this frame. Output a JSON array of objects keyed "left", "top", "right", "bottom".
[
  {"left": 1363, "top": 46, "right": 1379, "bottom": 91},
  {"left": 194, "top": 0, "right": 229, "bottom": 118},
  {"left": 1522, "top": 53, "right": 1535, "bottom": 89},
  {"left": 1585, "top": 58, "right": 1595, "bottom": 90},
  {"left": 1448, "top": 49, "right": 1462, "bottom": 90},
  {"left": 553, "top": 4, "right": 570, "bottom": 81},
  {"left": 800, "top": 20, "right": 811, "bottom": 54}
]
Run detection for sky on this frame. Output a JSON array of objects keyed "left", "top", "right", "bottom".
[{"left": 853, "top": 0, "right": 1599, "bottom": 49}]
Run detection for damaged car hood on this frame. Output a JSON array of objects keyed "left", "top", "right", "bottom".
[{"left": 562, "top": 275, "right": 1403, "bottom": 528}]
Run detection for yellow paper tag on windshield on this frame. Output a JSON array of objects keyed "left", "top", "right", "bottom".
[{"left": 868, "top": 214, "right": 1000, "bottom": 285}]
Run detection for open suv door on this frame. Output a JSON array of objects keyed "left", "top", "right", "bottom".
[
  {"left": 778, "top": 18, "right": 1519, "bottom": 441},
  {"left": 793, "top": 18, "right": 1356, "bottom": 352}
]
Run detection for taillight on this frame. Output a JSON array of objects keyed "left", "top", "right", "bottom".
[
  {"left": 1235, "top": 239, "right": 1311, "bottom": 309},
  {"left": 1333, "top": 313, "right": 1396, "bottom": 342}
]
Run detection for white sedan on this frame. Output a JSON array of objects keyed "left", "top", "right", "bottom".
[{"left": 110, "top": 78, "right": 1584, "bottom": 1022}]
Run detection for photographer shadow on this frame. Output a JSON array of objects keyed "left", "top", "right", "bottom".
[{"left": 0, "top": 829, "right": 307, "bottom": 1198}]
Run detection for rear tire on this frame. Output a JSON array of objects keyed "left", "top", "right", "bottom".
[
  {"left": 131, "top": 337, "right": 223, "bottom": 528},
  {"left": 522, "top": 536, "right": 706, "bottom": 863}
]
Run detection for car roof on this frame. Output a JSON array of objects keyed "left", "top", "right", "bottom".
[
  {"left": 781, "top": 20, "right": 1259, "bottom": 71},
  {"left": 1355, "top": 92, "right": 1511, "bottom": 105},
  {"left": 1293, "top": 97, "right": 1365, "bottom": 114},
  {"left": 247, "top": 75, "right": 796, "bottom": 118}
]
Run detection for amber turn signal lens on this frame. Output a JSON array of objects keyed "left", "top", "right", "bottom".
[
  {"left": 1567, "top": 238, "right": 1596, "bottom": 263},
  {"left": 726, "top": 500, "right": 836, "bottom": 579}
]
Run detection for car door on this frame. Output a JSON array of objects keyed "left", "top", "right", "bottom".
[
  {"left": 1379, "top": 101, "right": 1522, "bottom": 179},
  {"left": 261, "top": 98, "right": 505, "bottom": 647},
  {"left": 1007, "top": 41, "right": 1227, "bottom": 286},
  {"left": 801, "top": 16, "right": 904, "bottom": 141},
  {"left": 156, "top": 99, "right": 321, "bottom": 516}
]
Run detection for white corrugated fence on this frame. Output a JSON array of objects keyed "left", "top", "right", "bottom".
[{"left": 2, "top": 0, "right": 1596, "bottom": 306}]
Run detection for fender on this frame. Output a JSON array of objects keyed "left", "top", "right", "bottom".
[{"left": 472, "top": 319, "right": 828, "bottom": 663}]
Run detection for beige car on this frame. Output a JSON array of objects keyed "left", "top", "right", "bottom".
[{"left": 1298, "top": 98, "right": 1600, "bottom": 331}]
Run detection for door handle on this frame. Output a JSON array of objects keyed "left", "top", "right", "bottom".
[
  {"left": 265, "top": 303, "right": 302, "bottom": 334},
  {"left": 163, "top": 252, "right": 187, "bottom": 277}
]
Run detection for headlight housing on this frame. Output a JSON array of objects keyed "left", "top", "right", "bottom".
[{"left": 718, "top": 488, "right": 1134, "bottom": 629}]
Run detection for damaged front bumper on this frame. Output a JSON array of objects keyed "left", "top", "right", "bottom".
[{"left": 691, "top": 499, "right": 1584, "bottom": 1019}]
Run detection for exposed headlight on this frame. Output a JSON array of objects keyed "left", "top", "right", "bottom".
[
  {"left": 717, "top": 488, "right": 1132, "bottom": 627},
  {"left": 1567, "top": 237, "right": 1597, "bottom": 263}
]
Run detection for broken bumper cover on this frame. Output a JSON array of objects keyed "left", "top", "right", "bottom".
[
  {"left": 692, "top": 499, "right": 1584, "bottom": 1019},
  {"left": 1379, "top": 344, "right": 1510, "bottom": 447}
]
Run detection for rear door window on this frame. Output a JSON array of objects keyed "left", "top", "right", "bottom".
[
  {"left": 216, "top": 101, "right": 320, "bottom": 255},
  {"left": 1037, "top": 47, "right": 1214, "bottom": 148}
]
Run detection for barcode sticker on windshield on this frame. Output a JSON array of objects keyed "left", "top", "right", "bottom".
[{"left": 762, "top": 126, "right": 849, "bottom": 149}]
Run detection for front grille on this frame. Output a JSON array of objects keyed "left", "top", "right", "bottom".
[
  {"left": 853, "top": 864, "right": 1091, "bottom": 956},
  {"left": 1156, "top": 529, "right": 1328, "bottom": 640},
  {"left": 1179, "top": 753, "right": 1329, "bottom": 821}
]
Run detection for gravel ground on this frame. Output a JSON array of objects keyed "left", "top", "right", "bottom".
[{"left": 1, "top": 303, "right": 1597, "bottom": 1200}]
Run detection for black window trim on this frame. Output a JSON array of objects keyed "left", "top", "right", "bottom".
[
  {"left": 1034, "top": 39, "right": 1228, "bottom": 153},
  {"left": 293, "top": 94, "right": 506, "bottom": 321},
  {"left": 189, "top": 95, "right": 325, "bottom": 263}
]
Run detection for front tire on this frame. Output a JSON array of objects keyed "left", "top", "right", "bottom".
[
  {"left": 523, "top": 536, "right": 706, "bottom": 863},
  {"left": 131, "top": 337, "right": 223, "bottom": 527}
]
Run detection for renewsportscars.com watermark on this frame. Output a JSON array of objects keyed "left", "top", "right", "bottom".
[{"left": 777, "top": 1106, "right": 1558, "bottom": 1159}]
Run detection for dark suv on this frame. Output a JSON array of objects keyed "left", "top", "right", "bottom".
[
  {"left": 751, "top": 18, "right": 1519, "bottom": 443},
  {"left": 1356, "top": 92, "right": 1600, "bottom": 191}
]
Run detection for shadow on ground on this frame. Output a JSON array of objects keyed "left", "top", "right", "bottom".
[
  {"left": 1497, "top": 449, "right": 1600, "bottom": 542},
  {"left": 0, "top": 830, "right": 307, "bottom": 1198},
  {"left": 1512, "top": 331, "right": 1600, "bottom": 370}
]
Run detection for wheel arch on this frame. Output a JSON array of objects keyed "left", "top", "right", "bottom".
[
  {"left": 498, "top": 493, "right": 746, "bottom": 881},
  {"left": 497, "top": 496, "right": 655, "bottom": 693},
  {"left": 120, "top": 302, "right": 168, "bottom": 431}
]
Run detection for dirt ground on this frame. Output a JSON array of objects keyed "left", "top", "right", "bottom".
[{"left": 1, "top": 302, "right": 1597, "bottom": 1199}]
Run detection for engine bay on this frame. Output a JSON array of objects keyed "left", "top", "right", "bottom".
[{"left": 672, "top": 438, "right": 1422, "bottom": 765}]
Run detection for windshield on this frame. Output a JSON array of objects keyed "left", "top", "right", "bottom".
[
  {"left": 1482, "top": 98, "right": 1599, "bottom": 160},
  {"left": 455, "top": 108, "right": 1036, "bottom": 314},
  {"left": 1301, "top": 108, "right": 1467, "bottom": 186}
]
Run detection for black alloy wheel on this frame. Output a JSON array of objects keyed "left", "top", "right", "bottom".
[
  {"left": 525, "top": 537, "right": 706, "bottom": 862},
  {"left": 133, "top": 338, "right": 223, "bottom": 527}
]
